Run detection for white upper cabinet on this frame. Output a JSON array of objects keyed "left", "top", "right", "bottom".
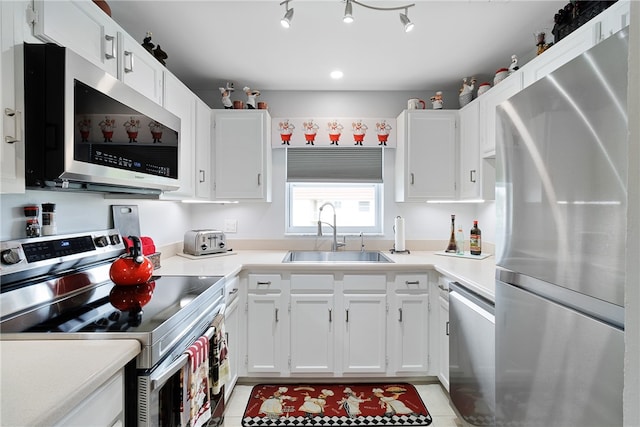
[
  {"left": 31, "top": 0, "right": 119, "bottom": 77},
  {"left": 194, "top": 98, "right": 212, "bottom": 199},
  {"left": 478, "top": 71, "right": 523, "bottom": 158},
  {"left": 212, "top": 110, "right": 272, "bottom": 202},
  {"left": 31, "top": 0, "right": 164, "bottom": 105},
  {"left": 1, "top": 1, "right": 25, "bottom": 194},
  {"left": 162, "top": 73, "right": 195, "bottom": 199},
  {"left": 458, "top": 102, "right": 480, "bottom": 199},
  {"left": 119, "top": 34, "right": 163, "bottom": 105},
  {"left": 395, "top": 110, "right": 457, "bottom": 201}
]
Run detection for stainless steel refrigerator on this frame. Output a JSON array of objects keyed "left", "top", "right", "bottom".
[{"left": 495, "top": 27, "right": 628, "bottom": 427}]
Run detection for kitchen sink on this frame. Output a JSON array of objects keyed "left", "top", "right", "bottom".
[{"left": 282, "top": 250, "right": 394, "bottom": 263}]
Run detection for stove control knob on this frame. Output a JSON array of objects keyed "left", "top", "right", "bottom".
[
  {"left": 94, "top": 236, "right": 109, "bottom": 247},
  {"left": 1, "top": 249, "right": 22, "bottom": 265},
  {"left": 109, "top": 234, "right": 121, "bottom": 245}
]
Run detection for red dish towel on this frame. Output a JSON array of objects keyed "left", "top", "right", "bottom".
[
  {"left": 184, "top": 336, "right": 212, "bottom": 427},
  {"left": 122, "top": 236, "right": 156, "bottom": 255}
]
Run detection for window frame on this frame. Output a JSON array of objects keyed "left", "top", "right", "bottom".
[{"left": 285, "top": 182, "right": 384, "bottom": 235}]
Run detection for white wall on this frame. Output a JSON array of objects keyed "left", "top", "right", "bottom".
[{"left": 0, "top": 191, "right": 191, "bottom": 246}]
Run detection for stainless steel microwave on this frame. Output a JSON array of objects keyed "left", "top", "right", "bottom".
[{"left": 24, "top": 43, "right": 180, "bottom": 194}]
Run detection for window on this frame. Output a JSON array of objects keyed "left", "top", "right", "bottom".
[{"left": 286, "top": 148, "right": 383, "bottom": 235}]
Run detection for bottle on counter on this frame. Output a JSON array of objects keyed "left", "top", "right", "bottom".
[
  {"left": 445, "top": 214, "right": 457, "bottom": 253},
  {"left": 456, "top": 229, "right": 465, "bottom": 255},
  {"left": 23, "top": 205, "right": 40, "bottom": 238},
  {"left": 470, "top": 220, "right": 482, "bottom": 255}
]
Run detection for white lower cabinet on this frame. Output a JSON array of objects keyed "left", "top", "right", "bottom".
[
  {"left": 438, "top": 294, "right": 450, "bottom": 392},
  {"left": 246, "top": 274, "right": 284, "bottom": 374},
  {"left": 224, "top": 290, "right": 240, "bottom": 402},
  {"left": 290, "top": 294, "right": 335, "bottom": 373},
  {"left": 54, "top": 369, "right": 124, "bottom": 427},
  {"left": 242, "top": 271, "right": 436, "bottom": 378},
  {"left": 389, "top": 274, "right": 430, "bottom": 375},
  {"left": 342, "top": 293, "right": 387, "bottom": 373}
]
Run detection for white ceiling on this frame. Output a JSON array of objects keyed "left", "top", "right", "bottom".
[{"left": 108, "top": 0, "right": 566, "bottom": 93}]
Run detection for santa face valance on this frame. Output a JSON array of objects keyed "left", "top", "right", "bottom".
[{"left": 272, "top": 117, "right": 396, "bottom": 148}]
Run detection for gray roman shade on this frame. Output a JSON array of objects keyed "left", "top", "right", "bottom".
[{"left": 286, "top": 147, "right": 383, "bottom": 183}]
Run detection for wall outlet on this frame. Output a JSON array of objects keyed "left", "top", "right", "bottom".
[{"left": 224, "top": 219, "right": 238, "bottom": 233}]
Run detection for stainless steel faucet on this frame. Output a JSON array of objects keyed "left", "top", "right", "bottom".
[{"left": 317, "top": 202, "right": 346, "bottom": 251}]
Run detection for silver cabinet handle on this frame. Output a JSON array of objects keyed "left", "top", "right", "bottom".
[
  {"left": 199, "top": 170, "right": 205, "bottom": 183},
  {"left": 329, "top": 308, "right": 332, "bottom": 323},
  {"left": 446, "top": 321, "right": 450, "bottom": 336},
  {"left": 275, "top": 308, "right": 279, "bottom": 322},
  {"left": 257, "top": 173, "right": 261, "bottom": 186},
  {"left": 398, "top": 308, "right": 403, "bottom": 322},
  {"left": 345, "top": 308, "right": 349, "bottom": 323},
  {"left": 470, "top": 169, "right": 477, "bottom": 183},
  {"left": 410, "top": 172, "right": 415, "bottom": 185},
  {"left": 256, "top": 281, "right": 271, "bottom": 286},
  {"left": 438, "top": 284, "right": 451, "bottom": 292},
  {"left": 4, "top": 108, "right": 21, "bottom": 143},
  {"left": 104, "top": 34, "right": 116, "bottom": 59},
  {"left": 124, "top": 51, "right": 134, "bottom": 73},
  {"left": 405, "top": 280, "right": 420, "bottom": 285}
]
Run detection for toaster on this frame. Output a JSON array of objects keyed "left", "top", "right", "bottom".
[{"left": 183, "top": 230, "right": 227, "bottom": 256}]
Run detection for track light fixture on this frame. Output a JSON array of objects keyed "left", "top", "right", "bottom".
[
  {"left": 280, "top": 0, "right": 294, "bottom": 28},
  {"left": 280, "top": 0, "right": 416, "bottom": 32}
]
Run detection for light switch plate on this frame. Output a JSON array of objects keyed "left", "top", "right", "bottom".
[{"left": 224, "top": 219, "right": 238, "bottom": 233}]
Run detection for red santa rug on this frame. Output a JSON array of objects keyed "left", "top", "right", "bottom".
[{"left": 242, "top": 383, "right": 432, "bottom": 426}]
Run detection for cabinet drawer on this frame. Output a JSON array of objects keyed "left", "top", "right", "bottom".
[
  {"left": 291, "top": 274, "right": 333, "bottom": 291},
  {"left": 394, "top": 273, "right": 429, "bottom": 291},
  {"left": 342, "top": 274, "right": 386, "bottom": 292},
  {"left": 248, "top": 274, "right": 282, "bottom": 291}
]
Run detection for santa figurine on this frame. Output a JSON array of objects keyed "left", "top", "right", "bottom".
[{"left": 243, "top": 86, "right": 261, "bottom": 109}]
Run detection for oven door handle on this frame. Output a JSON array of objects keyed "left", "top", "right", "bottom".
[{"left": 150, "top": 325, "right": 217, "bottom": 390}]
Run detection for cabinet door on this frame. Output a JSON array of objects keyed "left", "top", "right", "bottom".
[
  {"left": 342, "top": 294, "right": 386, "bottom": 373},
  {"left": 163, "top": 73, "right": 195, "bottom": 199},
  {"left": 438, "top": 296, "right": 450, "bottom": 391},
  {"left": 458, "top": 102, "right": 480, "bottom": 199},
  {"left": 391, "top": 294, "right": 430, "bottom": 374},
  {"left": 213, "top": 110, "right": 271, "bottom": 201},
  {"left": 194, "top": 98, "right": 212, "bottom": 199},
  {"left": 596, "top": 0, "right": 630, "bottom": 42},
  {"left": 247, "top": 294, "right": 282, "bottom": 373},
  {"left": 120, "top": 34, "right": 163, "bottom": 105},
  {"left": 1, "top": 1, "right": 25, "bottom": 194},
  {"left": 32, "top": 0, "right": 119, "bottom": 77},
  {"left": 224, "top": 296, "right": 239, "bottom": 402},
  {"left": 478, "top": 72, "right": 523, "bottom": 157},
  {"left": 290, "top": 294, "right": 334, "bottom": 373},
  {"left": 396, "top": 110, "right": 457, "bottom": 201}
]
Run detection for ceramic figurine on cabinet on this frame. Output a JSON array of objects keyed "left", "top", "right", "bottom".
[
  {"left": 535, "top": 31, "right": 552, "bottom": 55},
  {"left": 430, "top": 91, "right": 444, "bottom": 109},
  {"left": 219, "top": 87, "right": 233, "bottom": 109},
  {"left": 509, "top": 54, "right": 520, "bottom": 74},
  {"left": 153, "top": 45, "right": 167, "bottom": 65},
  {"left": 459, "top": 77, "right": 476, "bottom": 107},
  {"left": 142, "top": 32, "right": 154, "bottom": 54},
  {"left": 243, "top": 86, "right": 261, "bottom": 109}
]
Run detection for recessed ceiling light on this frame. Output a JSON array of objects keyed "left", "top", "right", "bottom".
[{"left": 330, "top": 70, "right": 344, "bottom": 79}]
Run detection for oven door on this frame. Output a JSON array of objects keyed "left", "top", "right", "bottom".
[{"left": 137, "top": 310, "right": 226, "bottom": 427}]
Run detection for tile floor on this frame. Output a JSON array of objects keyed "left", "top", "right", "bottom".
[{"left": 222, "top": 382, "right": 461, "bottom": 427}]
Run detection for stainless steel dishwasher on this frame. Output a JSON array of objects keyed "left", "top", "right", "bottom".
[{"left": 449, "top": 281, "right": 495, "bottom": 426}]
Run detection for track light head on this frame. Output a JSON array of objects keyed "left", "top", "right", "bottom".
[
  {"left": 343, "top": 0, "right": 354, "bottom": 23},
  {"left": 400, "top": 10, "right": 414, "bottom": 32},
  {"left": 280, "top": 0, "right": 294, "bottom": 28}
]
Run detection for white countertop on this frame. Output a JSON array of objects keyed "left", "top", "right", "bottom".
[
  {"left": 0, "top": 339, "right": 140, "bottom": 427},
  {"left": 158, "top": 249, "right": 496, "bottom": 301}
]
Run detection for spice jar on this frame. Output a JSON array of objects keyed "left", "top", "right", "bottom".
[
  {"left": 24, "top": 205, "right": 41, "bottom": 238},
  {"left": 42, "top": 203, "right": 57, "bottom": 236}
]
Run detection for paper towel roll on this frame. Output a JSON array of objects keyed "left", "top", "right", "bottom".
[{"left": 394, "top": 216, "right": 406, "bottom": 251}]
